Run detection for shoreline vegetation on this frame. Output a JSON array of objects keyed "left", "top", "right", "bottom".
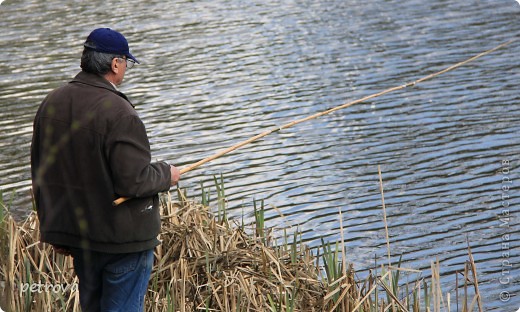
[{"left": 0, "top": 178, "right": 483, "bottom": 312}]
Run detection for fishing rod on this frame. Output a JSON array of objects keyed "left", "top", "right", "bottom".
[{"left": 113, "top": 39, "right": 515, "bottom": 206}]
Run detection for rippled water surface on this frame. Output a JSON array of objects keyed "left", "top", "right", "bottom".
[{"left": 1, "top": 0, "right": 519, "bottom": 309}]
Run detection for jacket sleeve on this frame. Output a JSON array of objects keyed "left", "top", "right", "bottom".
[{"left": 106, "top": 115, "right": 171, "bottom": 198}]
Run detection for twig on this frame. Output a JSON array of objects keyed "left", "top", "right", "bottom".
[
  {"left": 467, "top": 240, "right": 483, "bottom": 312},
  {"left": 378, "top": 165, "right": 392, "bottom": 267}
]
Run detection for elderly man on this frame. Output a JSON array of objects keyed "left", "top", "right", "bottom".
[{"left": 31, "top": 28, "right": 180, "bottom": 311}]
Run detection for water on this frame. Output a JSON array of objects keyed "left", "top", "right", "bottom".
[{"left": 1, "top": 0, "right": 519, "bottom": 309}]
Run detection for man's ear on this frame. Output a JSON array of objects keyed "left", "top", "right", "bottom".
[{"left": 111, "top": 58, "right": 120, "bottom": 74}]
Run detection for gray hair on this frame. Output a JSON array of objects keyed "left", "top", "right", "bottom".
[{"left": 81, "top": 42, "right": 122, "bottom": 75}]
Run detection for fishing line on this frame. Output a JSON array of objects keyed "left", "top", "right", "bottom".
[{"left": 113, "top": 39, "right": 515, "bottom": 206}]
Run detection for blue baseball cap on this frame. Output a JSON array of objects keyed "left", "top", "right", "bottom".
[{"left": 84, "top": 28, "right": 139, "bottom": 64}]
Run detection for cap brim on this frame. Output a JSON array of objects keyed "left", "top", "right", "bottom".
[{"left": 127, "top": 53, "right": 140, "bottom": 64}]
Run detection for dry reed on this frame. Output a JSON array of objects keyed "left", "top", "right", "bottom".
[{"left": 0, "top": 188, "right": 484, "bottom": 311}]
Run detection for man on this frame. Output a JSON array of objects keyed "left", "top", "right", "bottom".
[{"left": 31, "top": 28, "right": 180, "bottom": 311}]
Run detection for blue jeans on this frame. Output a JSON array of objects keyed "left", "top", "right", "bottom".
[{"left": 70, "top": 248, "right": 154, "bottom": 312}]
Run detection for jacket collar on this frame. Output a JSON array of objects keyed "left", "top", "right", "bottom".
[{"left": 70, "top": 71, "right": 134, "bottom": 107}]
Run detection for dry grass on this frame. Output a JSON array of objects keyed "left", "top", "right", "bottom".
[
  {"left": 0, "top": 188, "right": 483, "bottom": 311},
  {"left": 0, "top": 205, "right": 79, "bottom": 311},
  {"left": 147, "top": 192, "right": 325, "bottom": 311}
]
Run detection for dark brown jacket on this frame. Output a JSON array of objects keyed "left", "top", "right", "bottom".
[{"left": 31, "top": 71, "right": 171, "bottom": 253}]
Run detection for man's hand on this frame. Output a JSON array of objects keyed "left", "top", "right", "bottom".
[{"left": 170, "top": 165, "right": 180, "bottom": 186}]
